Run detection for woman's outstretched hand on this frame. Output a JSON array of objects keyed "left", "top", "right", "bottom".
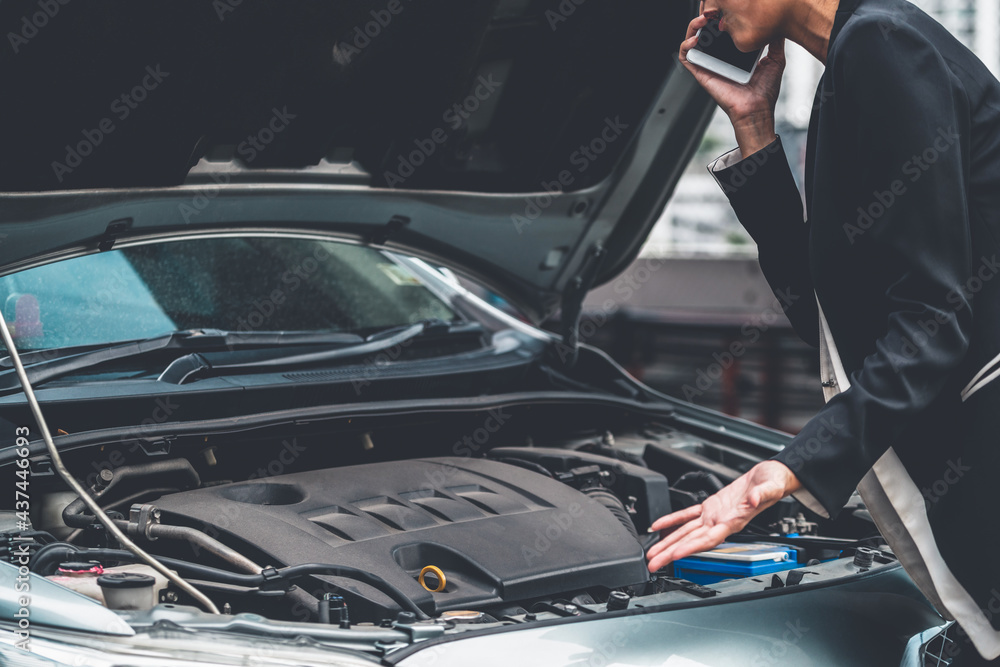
[
  {"left": 645, "top": 461, "right": 803, "bottom": 572},
  {"left": 679, "top": 5, "right": 787, "bottom": 158}
]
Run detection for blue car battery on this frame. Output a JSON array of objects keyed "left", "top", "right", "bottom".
[{"left": 672, "top": 542, "right": 800, "bottom": 585}]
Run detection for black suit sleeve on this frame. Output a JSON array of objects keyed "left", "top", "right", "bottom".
[
  {"left": 709, "top": 138, "right": 819, "bottom": 347},
  {"left": 770, "top": 18, "right": 974, "bottom": 517}
]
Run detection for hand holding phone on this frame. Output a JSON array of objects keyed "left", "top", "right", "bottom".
[
  {"left": 679, "top": 12, "right": 785, "bottom": 157},
  {"left": 686, "top": 15, "right": 764, "bottom": 84}
]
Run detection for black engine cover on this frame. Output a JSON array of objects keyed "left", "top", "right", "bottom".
[{"left": 155, "top": 457, "right": 648, "bottom": 615}]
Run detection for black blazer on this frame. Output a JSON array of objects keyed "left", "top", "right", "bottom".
[{"left": 710, "top": 0, "right": 1000, "bottom": 656}]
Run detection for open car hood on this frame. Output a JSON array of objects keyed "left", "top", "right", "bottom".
[{"left": 0, "top": 0, "right": 713, "bottom": 323}]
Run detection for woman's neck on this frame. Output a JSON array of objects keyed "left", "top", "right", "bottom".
[{"left": 781, "top": 0, "right": 841, "bottom": 64}]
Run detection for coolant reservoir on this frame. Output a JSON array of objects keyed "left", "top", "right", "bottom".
[
  {"left": 98, "top": 572, "right": 156, "bottom": 610},
  {"left": 47, "top": 561, "right": 171, "bottom": 607}
]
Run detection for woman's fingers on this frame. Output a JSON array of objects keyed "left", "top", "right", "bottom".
[
  {"left": 647, "top": 524, "right": 711, "bottom": 572},
  {"left": 767, "top": 37, "right": 785, "bottom": 61},
  {"left": 685, "top": 13, "right": 708, "bottom": 41},
  {"left": 649, "top": 504, "right": 702, "bottom": 532},
  {"left": 648, "top": 523, "right": 735, "bottom": 571},
  {"left": 681, "top": 12, "right": 709, "bottom": 65},
  {"left": 646, "top": 464, "right": 800, "bottom": 572},
  {"left": 650, "top": 517, "right": 702, "bottom": 553},
  {"left": 646, "top": 516, "right": 704, "bottom": 559}
]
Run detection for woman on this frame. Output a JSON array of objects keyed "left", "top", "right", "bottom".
[{"left": 645, "top": 0, "right": 1000, "bottom": 662}]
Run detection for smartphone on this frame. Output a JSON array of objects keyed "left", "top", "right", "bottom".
[{"left": 686, "top": 17, "right": 764, "bottom": 84}]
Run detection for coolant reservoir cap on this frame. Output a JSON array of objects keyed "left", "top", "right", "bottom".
[
  {"left": 97, "top": 572, "right": 155, "bottom": 589},
  {"left": 57, "top": 561, "right": 104, "bottom": 575}
]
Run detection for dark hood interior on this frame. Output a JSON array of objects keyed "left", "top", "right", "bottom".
[{"left": 0, "top": 0, "right": 686, "bottom": 193}]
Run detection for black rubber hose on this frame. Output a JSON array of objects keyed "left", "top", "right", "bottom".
[
  {"left": 673, "top": 471, "right": 725, "bottom": 494},
  {"left": 275, "top": 564, "right": 430, "bottom": 619},
  {"left": 31, "top": 545, "right": 430, "bottom": 619},
  {"left": 103, "top": 488, "right": 179, "bottom": 513},
  {"left": 583, "top": 487, "right": 639, "bottom": 541},
  {"left": 491, "top": 457, "right": 555, "bottom": 478},
  {"left": 29, "top": 542, "right": 83, "bottom": 575},
  {"left": 63, "top": 459, "right": 200, "bottom": 528},
  {"left": 32, "top": 544, "right": 234, "bottom": 580}
]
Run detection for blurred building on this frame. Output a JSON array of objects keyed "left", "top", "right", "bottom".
[
  {"left": 581, "top": 257, "right": 825, "bottom": 434},
  {"left": 916, "top": 0, "right": 999, "bottom": 77}
]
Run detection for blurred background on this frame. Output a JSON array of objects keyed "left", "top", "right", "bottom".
[{"left": 576, "top": 0, "right": 997, "bottom": 434}]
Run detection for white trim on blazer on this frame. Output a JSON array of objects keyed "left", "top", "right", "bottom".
[
  {"left": 961, "top": 350, "right": 1000, "bottom": 402},
  {"left": 814, "top": 291, "right": 1000, "bottom": 660}
]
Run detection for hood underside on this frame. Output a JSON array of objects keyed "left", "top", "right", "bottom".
[{"left": 0, "top": 0, "right": 713, "bottom": 321}]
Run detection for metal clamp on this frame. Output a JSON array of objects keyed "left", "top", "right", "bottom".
[{"left": 127, "top": 504, "right": 161, "bottom": 540}]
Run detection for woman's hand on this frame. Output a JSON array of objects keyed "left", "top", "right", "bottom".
[
  {"left": 679, "top": 6, "right": 787, "bottom": 158},
  {"left": 645, "top": 461, "right": 802, "bottom": 572}
]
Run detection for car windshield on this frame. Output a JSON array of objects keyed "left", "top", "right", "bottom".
[{"left": 0, "top": 237, "right": 457, "bottom": 351}]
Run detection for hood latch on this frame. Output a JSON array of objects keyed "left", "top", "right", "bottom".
[{"left": 98, "top": 218, "right": 133, "bottom": 252}]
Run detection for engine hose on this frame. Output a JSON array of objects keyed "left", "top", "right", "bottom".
[
  {"left": 582, "top": 487, "right": 639, "bottom": 541},
  {"left": 31, "top": 545, "right": 430, "bottom": 620},
  {"left": 491, "top": 457, "right": 554, "bottom": 478},
  {"left": 673, "top": 471, "right": 725, "bottom": 494},
  {"left": 62, "top": 460, "right": 200, "bottom": 529}
]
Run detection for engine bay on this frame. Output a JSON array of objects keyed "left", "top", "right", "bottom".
[
  {"left": 3, "top": 400, "right": 892, "bottom": 630},
  {"left": 153, "top": 457, "right": 650, "bottom": 620}
]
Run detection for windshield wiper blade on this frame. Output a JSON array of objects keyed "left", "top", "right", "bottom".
[
  {"left": 158, "top": 319, "right": 482, "bottom": 385},
  {"left": 0, "top": 329, "right": 364, "bottom": 396}
]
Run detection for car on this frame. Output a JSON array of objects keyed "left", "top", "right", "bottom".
[{"left": 0, "top": 1, "right": 955, "bottom": 665}]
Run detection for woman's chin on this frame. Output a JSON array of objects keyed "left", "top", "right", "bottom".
[{"left": 731, "top": 35, "right": 761, "bottom": 53}]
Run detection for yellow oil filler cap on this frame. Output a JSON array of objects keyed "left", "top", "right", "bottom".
[{"left": 418, "top": 565, "right": 446, "bottom": 592}]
